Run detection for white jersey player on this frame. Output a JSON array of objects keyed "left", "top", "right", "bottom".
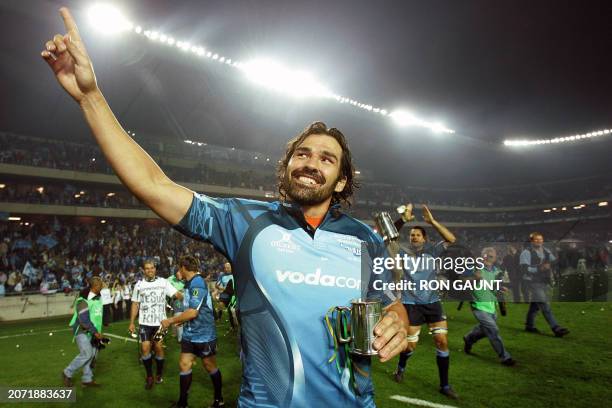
[{"left": 129, "top": 260, "right": 183, "bottom": 389}]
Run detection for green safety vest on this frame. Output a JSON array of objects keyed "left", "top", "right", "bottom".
[
  {"left": 168, "top": 276, "right": 185, "bottom": 310},
  {"left": 470, "top": 266, "right": 500, "bottom": 314},
  {"left": 69, "top": 295, "right": 103, "bottom": 339}
]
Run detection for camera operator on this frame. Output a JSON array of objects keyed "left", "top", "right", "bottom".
[
  {"left": 463, "top": 248, "right": 515, "bottom": 366},
  {"left": 520, "top": 232, "right": 570, "bottom": 337},
  {"left": 62, "top": 276, "right": 106, "bottom": 387}
]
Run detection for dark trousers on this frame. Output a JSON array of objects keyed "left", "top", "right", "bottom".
[
  {"left": 103, "top": 304, "right": 112, "bottom": 326},
  {"left": 113, "top": 301, "right": 124, "bottom": 321}
]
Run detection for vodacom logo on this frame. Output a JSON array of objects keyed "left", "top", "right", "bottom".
[{"left": 275, "top": 268, "right": 361, "bottom": 289}]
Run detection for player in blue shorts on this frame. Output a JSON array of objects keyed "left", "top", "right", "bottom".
[
  {"left": 42, "top": 10, "right": 410, "bottom": 406},
  {"left": 162, "top": 255, "right": 222, "bottom": 408},
  {"left": 392, "top": 203, "right": 459, "bottom": 399}
]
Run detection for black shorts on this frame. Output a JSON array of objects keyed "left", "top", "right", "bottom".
[
  {"left": 405, "top": 302, "right": 446, "bottom": 326},
  {"left": 139, "top": 325, "right": 159, "bottom": 343},
  {"left": 181, "top": 339, "right": 217, "bottom": 358}
]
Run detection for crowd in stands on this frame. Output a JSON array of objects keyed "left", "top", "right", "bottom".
[
  {"left": 0, "top": 182, "right": 141, "bottom": 209},
  {"left": 1, "top": 215, "right": 610, "bottom": 298},
  {"left": 2, "top": 131, "right": 611, "bottom": 208},
  {"left": 350, "top": 204, "right": 610, "bottom": 224},
  {"left": 0, "top": 219, "right": 227, "bottom": 297}
]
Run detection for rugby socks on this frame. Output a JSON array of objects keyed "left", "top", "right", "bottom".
[
  {"left": 178, "top": 370, "right": 192, "bottom": 407},
  {"left": 209, "top": 368, "right": 223, "bottom": 401},
  {"left": 155, "top": 356, "right": 164, "bottom": 377},
  {"left": 436, "top": 349, "right": 450, "bottom": 388},
  {"left": 142, "top": 353, "right": 153, "bottom": 378},
  {"left": 397, "top": 351, "right": 413, "bottom": 372}
]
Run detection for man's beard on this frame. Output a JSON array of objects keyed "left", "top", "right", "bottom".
[{"left": 282, "top": 168, "right": 337, "bottom": 206}]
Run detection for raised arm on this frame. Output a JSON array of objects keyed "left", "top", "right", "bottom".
[
  {"left": 41, "top": 8, "right": 193, "bottom": 225},
  {"left": 422, "top": 205, "right": 456, "bottom": 244}
]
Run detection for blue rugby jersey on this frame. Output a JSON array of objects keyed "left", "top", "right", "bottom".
[
  {"left": 181, "top": 273, "right": 216, "bottom": 343},
  {"left": 174, "top": 193, "right": 394, "bottom": 408},
  {"left": 401, "top": 241, "right": 447, "bottom": 305}
]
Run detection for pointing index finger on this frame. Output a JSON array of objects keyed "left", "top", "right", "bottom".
[{"left": 60, "top": 7, "right": 81, "bottom": 40}]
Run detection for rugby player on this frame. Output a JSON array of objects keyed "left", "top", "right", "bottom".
[
  {"left": 392, "top": 203, "right": 458, "bottom": 399},
  {"left": 128, "top": 260, "right": 183, "bottom": 389},
  {"left": 42, "top": 9, "right": 409, "bottom": 407},
  {"left": 162, "top": 255, "right": 222, "bottom": 408}
]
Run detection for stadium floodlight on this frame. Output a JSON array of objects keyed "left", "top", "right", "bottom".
[
  {"left": 118, "top": 16, "right": 456, "bottom": 134},
  {"left": 8, "top": 217, "right": 21, "bottom": 221},
  {"left": 87, "top": 4, "right": 133, "bottom": 35},
  {"left": 504, "top": 128, "right": 611, "bottom": 147},
  {"left": 543, "top": 209, "right": 551, "bottom": 213},
  {"left": 240, "top": 59, "right": 333, "bottom": 98},
  {"left": 390, "top": 110, "right": 454, "bottom": 134},
  {"left": 598, "top": 201, "right": 608, "bottom": 207},
  {"left": 0, "top": 184, "right": 5, "bottom": 189}
]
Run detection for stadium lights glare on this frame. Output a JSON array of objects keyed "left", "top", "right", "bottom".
[
  {"left": 504, "top": 128, "right": 611, "bottom": 147},
  {"left": 0, "top": 184, "right": 5, "bottom": 189},
  {"left": 543, "top": 209, "right": 551, "bottom": 213},
  {"left": 598, "top": 201, "right": 608, "bottom": 207},
  {"left": 36, "top": 187, "right": 44, "bottom": 194},
  {"left": 101, "top": 220, "right": 107, "bottom": 224},
  {"left": 389, "top": 110, "right": 454, "bottom": 134},
  {"left": 107, "top": 192, "right": 115, "bottom": 197},
  {"left": 240, "top": 59, "right": 333, "bottom": 99},
  {"left": 87, "top": 3, "right": 133, "bottom": 35},
  {"left": 8, "top": 217, "right": 21, "bottom": 221},
  {"left": 87, "top": 7, "right": 455, "bottom": 134}
]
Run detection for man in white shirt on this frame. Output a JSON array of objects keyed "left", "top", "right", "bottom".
[
  {"left": 129, "top": 260, "right": 183, "bottom": 389},
  {"left": 100, "top": 281, "right": 113, "bottom": 326}
]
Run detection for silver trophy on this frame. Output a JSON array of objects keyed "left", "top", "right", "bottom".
[
  {"left": 374, "top": 211, "right": 399, "bottom": 242},
  {"left": 335, "top": 298, "right": 382, "bottom": 356}
]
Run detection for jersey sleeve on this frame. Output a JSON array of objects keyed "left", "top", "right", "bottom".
[
  {"left": 165, "top": 279, "right": 178, "bottom": 297},
  {"left": 188, "top": 278, "right": 208, "bottom": 311},
  {"left": 131, "top": 282, "right": 140, "bottom": 302},
  {"left": 173, "top": 193, "right": 240, "bottom": 260}
]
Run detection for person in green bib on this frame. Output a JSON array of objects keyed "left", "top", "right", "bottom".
[
  {"left": 463, "top": 247, "right": 516, "bottom": 366},
  {"left": 63, "top": 276, "right": 104, "bottom": 387},
  {"left": 168, "top": 270, "right": 185, "bottom": 342}
]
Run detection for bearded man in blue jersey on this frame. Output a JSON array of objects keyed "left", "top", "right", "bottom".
[{"left": 42, "top": 8, "right": 410, "bottom": 407}]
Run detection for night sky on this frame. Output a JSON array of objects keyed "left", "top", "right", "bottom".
[{"left": 1, "top": 0, "right": 611, "bottom": 188}]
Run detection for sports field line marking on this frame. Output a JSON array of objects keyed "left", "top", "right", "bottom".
[
  {"left": 0, "top": 328, "right": 71, "bottom": 340},
  {"left": 104, "top": 332, "right": 138, "bottom": 343},
  {"left": 390, "top": 395, "right": 459, "bottom": 408}
]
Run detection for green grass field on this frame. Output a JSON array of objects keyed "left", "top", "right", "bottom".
[{"left": 1, "top": 302, "right": 611, "bottom": 408}]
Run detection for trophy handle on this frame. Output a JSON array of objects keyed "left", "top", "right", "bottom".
[{"left": 334, "top": 306, "right": 351, "bottom": 344}]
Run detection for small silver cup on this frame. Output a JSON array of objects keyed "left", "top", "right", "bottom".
[
  {"left": 374, "top": 212, "right": 399, "bottom": 242},
  {"left": 335, "top": 298, "right": 382, "bottom": 356}
]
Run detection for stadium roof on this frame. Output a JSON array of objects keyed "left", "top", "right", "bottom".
[{"left": 1, "top": 0, "right": 611, "bottom": 188}]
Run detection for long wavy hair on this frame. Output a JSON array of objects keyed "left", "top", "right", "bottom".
[{"left": 276, "top": 121, "right": 358, "bottom": 207}]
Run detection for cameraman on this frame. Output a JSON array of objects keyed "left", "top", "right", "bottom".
[
  {"left": 520, "top": 232, "right": 569, "bottom": 337},
  {"left": 62, "top": 276, "right": 105, "bottom": 387},
  {"left": 463, "top": 248, "right": 515, "bottom": 366}
]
